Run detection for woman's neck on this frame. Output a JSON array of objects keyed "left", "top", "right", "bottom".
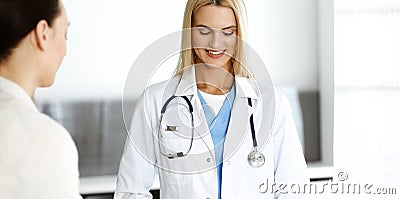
[
  {"left": 0, "top": 60, "right": 36, "bottom": 98},
  {"left": 195, "top": 63, "right": 234, "bottom": 95}
]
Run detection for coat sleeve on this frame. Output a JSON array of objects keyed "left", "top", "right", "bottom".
[
  {"left": 273, "top": 91, "right": 309, "bottom": 198},
  {"left": 114, "top": 90, "right": 157, "bottom": 199}
]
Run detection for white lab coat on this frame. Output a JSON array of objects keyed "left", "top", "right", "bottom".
[
  {"left": 115, "top": 66, "right": 309, "bottom": 199},
  {"left": 0, "top": 77, "right": 82, "bottom": 199}
]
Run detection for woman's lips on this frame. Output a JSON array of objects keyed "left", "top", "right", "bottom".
[{"left": 205, "top": 49, "right": 225, "bottom": 59}]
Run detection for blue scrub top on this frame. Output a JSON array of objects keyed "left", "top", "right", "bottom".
[{"left": 197, "top": 84, "right": 236, "bottom": 199}]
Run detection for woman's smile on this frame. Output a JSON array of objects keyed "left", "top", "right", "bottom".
[{"left": 206, "top": 49, "right": 225, "bottom": 58}]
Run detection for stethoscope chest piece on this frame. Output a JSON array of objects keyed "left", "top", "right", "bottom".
[
  {"left": 247, "top": 147, "right": 265, "bottom": 168},
  {"left": 247, "top": 98, "right": 265, "bottom": 168}
]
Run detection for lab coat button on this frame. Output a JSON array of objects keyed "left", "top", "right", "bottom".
[
  {"left": 206, "top": 158, "right": 211, "bottom": 162},
  {"left": 226, "top": 160, "right": 230, "bottom": 165}
]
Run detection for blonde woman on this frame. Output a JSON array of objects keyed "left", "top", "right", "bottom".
[{"left": 115, "top": 0, "right": 308, "bottom": 198}]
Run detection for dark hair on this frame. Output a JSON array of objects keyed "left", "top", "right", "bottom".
[{"left": 0, "top": 0, "right": 61, "bottom": 64}]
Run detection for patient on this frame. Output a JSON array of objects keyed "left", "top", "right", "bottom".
[{"left": 0, "top": 0, "right": 82, "bottom": 198}]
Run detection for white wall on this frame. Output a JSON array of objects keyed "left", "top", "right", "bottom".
[
  {"left": 35, "top": 0, "right": 319, "bottom": 101},
  {"left": 252, "top": 0, "right": 319, "bottom": 92},
  {"left": 334, "top": 0, "right": 400, "bottom": 185},
  {"left": 318, "top": 0, "right": 334, "bottom": 167}
]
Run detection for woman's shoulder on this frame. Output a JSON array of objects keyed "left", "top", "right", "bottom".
[
  {"left": 139, "top": 76, "right": 182, "bottom": 101},
  {"left": 145, "top": 75, "right": 181, "bottom": 92},
  {"left": 273, "top": 88, "right": 289, "bottom": 104},
  {"left": 35, "top": 114, "right": 78, "bottom": 153},
  {"left": 36, "top": 113, "right": 74, "bottom": 140},
  {"left": 0, "top": 104, "right": 78, "bottom": 166},
  {"left": 0, "top": 102, "right": 76, "bottom": 150}
]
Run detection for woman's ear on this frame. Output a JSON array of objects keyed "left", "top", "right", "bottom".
[{"left": 33, "top": 20, "right": 50, "bottom": 51}]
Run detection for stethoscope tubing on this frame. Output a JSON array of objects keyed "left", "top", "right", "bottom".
[
  {"left": 159, "top": 95, "right": 194, "bottom": 159},
  {"left": 159, "top": 94, "right": 263, "bottom": 164},
  {"left": 247, "top": 98, "right": 258, "bottom": 148}
]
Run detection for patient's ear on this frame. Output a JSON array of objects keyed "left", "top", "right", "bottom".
[{"left": 32, "top": 20, "right": 51, "bottom": 51}]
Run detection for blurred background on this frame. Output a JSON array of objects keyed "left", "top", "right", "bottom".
[{"left": 32, "top": 0, "right": 399, "bottom": 198}]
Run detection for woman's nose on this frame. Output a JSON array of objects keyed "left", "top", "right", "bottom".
[{"left": 208, "top": 32, "right": 223, "bottom": 49}]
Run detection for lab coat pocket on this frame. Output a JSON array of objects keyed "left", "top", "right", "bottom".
[
  {"left": 159, "top": 132, "right": 192, "bottom": 157},
  {"left": 160, "top": 128, "right": 181, "bottom": 139},
  {"left": 158, "top": 137, "right": 193, "bottom": 186},
  {"left": 161, "top": 170, "right": 192, "bottom": 185}
]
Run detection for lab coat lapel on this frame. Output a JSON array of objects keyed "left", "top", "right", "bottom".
[
  {"left": 223, "top": 77, "right": 261, "bottom": 161},
  {"left": 222, "top": 95, "right": 249, "bottom": 161},
  {"left": 192, "top": 92, "right": 216, "bottom": 154},
  {"left": 174, "top": 66, "right": 216, "bottom": 154}
]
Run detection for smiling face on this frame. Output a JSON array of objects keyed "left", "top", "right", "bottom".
[{"left": 191, "top": 5, "right": 237, "bottom": 71}]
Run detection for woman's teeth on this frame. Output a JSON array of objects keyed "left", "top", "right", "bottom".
[{"left": 207, "top": 50, "right": 224, "bottom": 55}]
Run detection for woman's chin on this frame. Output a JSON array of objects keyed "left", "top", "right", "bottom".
[
  {"left": 38, "top": 78, "right": 55, "bottom": 88},
  {"left": 202, "top": 60, "right": 230, "bottom": 68}
]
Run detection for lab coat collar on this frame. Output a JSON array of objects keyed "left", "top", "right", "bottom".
[
  {"left": 174, "top": 66, "right": 197, "bottom": 97},
  {"left": 234, "top": 76, "right": 260, "bottom": 100},
  {"left": 174, "top": 66, "right": 260, "bottom": 100},
  {"left": 0, "top": 76, "right": 38, "bottom": 112}
]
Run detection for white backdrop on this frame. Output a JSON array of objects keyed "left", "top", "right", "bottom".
[{"left": 334, "top": 0, "right": 400, "bottom": 189}]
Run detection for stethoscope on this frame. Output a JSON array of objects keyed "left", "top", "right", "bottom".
[{"left": 158, "top": 88, "right": 265, "bottom": 168}]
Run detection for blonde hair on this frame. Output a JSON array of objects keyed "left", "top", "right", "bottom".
[{"left": 173, "top": 0, "right": 251, "bottom": 78}]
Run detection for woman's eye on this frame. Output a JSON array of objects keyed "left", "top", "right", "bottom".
[
  {"left": 223, "top": 31, "right": 234, "bottom": 36},
  {"left": 199, "top": 28, "right": 211, "bottom": 35}
]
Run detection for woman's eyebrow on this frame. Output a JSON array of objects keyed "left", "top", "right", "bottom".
[
  {"left": 194, "top": 24, "right": 237, "bottom": 30},
  {"left": 195, "top": 24, "right": 211, "bottom": 29},
  {"left": 222, "top": 25, "right": 237, "bottom": 30}
]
